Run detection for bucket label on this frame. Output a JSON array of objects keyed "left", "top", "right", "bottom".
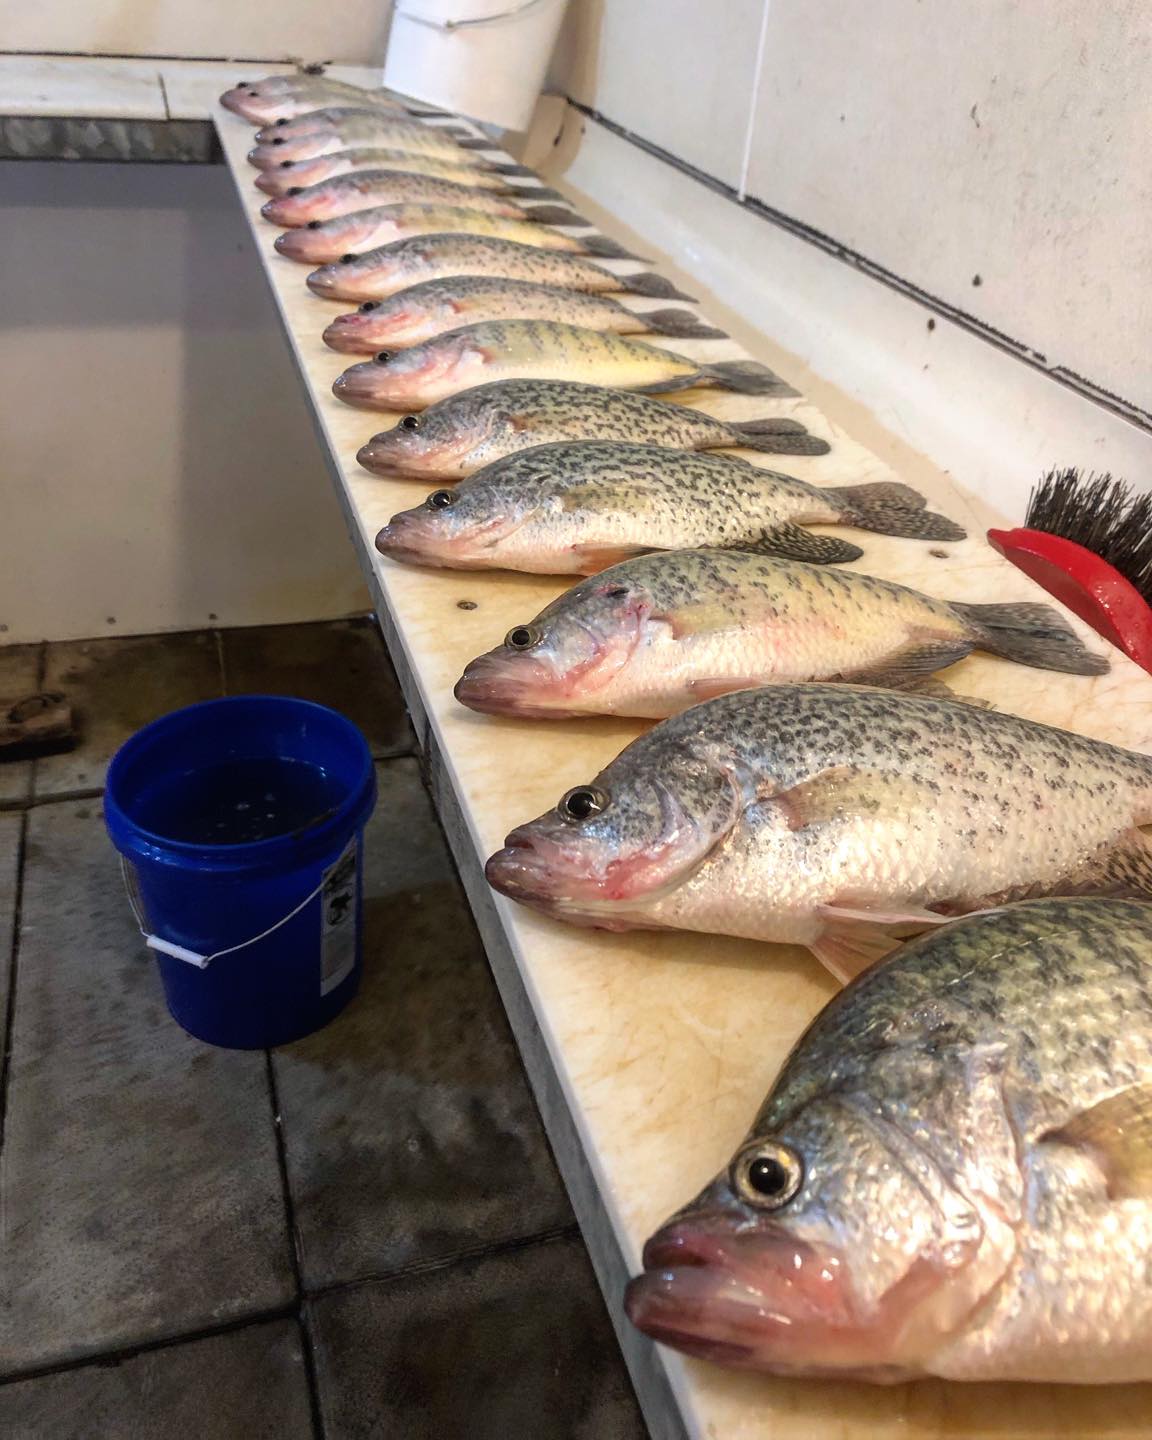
[{"left": 320, "top": 836, "right": 359, "bottom": 996}]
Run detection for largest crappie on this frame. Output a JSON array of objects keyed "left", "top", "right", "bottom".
[
  {"left": 485, "top": 685, "right": 1152, "bottom": 976},
  {"left": 627, "top": 897, "right": 1152, "bottom": 1382}
]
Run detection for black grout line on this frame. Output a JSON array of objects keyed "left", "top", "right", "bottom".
[
  {"left": 0, "top": 1303, "right": 300, "bottom": 1389},
  {"left": 565, "top": 99, "right": 1152, "bottom": 436},
  {"left": 263, "top": 1051, "right": 327, "bottom": 1440},
  {"left": 0, "top": 807, "right": 29, "bottom": 1156}
]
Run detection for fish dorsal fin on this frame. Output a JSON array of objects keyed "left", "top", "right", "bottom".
[
  {"left": 1043, "top": 1085, "right": 1152, "bottom": 1199},
  {"left": 771, "top": 765, "right": 937, "bottom": 831}
]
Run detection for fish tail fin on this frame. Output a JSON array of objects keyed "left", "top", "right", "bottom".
[
  {"left": 493, "top": 162, "right": 537, "bottom": 177},
  {"left": 640, "top": 308, "right": 728, "bottom": 339},
  {"left": 727, "top": 418, "right": 831, "bottom": 456},
  {"left": 701, "top": 360, "right": 799, "bottom": 396},
  {"left": 509, "top": 184, "right": 564, "bottom": 201},
  {"left": 524, "top": 203, "right": 590, "bottom": 226},
  {"left": 619, "top": 271, "right": 696, "bottom": 301},
  {"left": 825, "top": 482, "right": 967, "bottom": 542},
  {"left": 953, "top": 601, "right": 1111, "bottom": 676},
  {"left": 580, "top": 235, "right": 649, "bottom": 260}
]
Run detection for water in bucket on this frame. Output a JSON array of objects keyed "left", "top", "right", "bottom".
[{"left": 105, "top": 695, "right": 377, "bottom": 1049}]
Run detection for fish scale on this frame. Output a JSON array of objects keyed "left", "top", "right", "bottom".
[
  {"left": 483, "top": 684, "right": 1152, "bottom": 978},
  {"left": 357, "top": 379, "right": 826, "bottom": 478},
  {"left": 628, "top": 897, "right": 1152, "bottom": 1382}
]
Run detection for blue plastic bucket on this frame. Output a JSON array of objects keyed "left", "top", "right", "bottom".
[{"left": 105, "top": 695, "right": 376, "bottom": 1049}]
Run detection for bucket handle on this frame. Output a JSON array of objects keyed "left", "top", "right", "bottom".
[
  {"left": 120, "top": 857, "right": 326, "bottom": 969},
  {"left": 395, "top": 0, "right": 552, "bottom": 32}
]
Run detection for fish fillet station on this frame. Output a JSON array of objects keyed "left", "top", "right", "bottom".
[{"left": 628, "top": 897, "right": 1152, "bottom": 1382}]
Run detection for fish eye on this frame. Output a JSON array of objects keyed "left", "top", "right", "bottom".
[
  {"left": 399, "top": 413, "right": 420, "bottom": 430},
  {"left": 279, "top": 160, "right": 295, "bottom": 169},
  {"left": 558, "top": 785, "right": 608, "bottom": 822},
  {"left": 287, "top": 186, "right": 304, "bottom": 196},
  {"left": 306, "top": 220, "right": 323, "bottom": 229},
  {"left": 245, "top": 90, "right": 260, "bottom": 98},
  {"left": 272, "top": 137, "right": 285, "bottom": 145},
  {"left": 427, "top": 489, "right": 455, "bottom": 510},
  {"left": 375, "top": 350, "right": 393, "bottom": 364},
  {"left": 360, "top": 301, "right": 381, "bottom": 313},
  {"left": 505, "top": 624, "right": 541, "bottom": 651},
  {"left": 274, "top": 117, "right": 289, "bottom": 126},
  {"left": 731, "top": 1140, "right": 804, "bottom": 1210},
  {"left": 339, "top": 253, "right": 357, "bottom": 264}
]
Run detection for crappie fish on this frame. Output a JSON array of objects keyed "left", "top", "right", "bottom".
[
  {"left": 248, "top": 116, "right": 485, "bottom": 169},
  {"left": 275, "top": 209, "right": 632, "bottom": 265},
  {"left": 263, "top": 171, "right": 571, "bottom": 227},
  {"left": 627, "top": 897, "right": 1152, "bottom": 1382},
  {"left": 374, "top": 443, "right": 963, "bottom": 573},
  {"left": 358, "top": 379, "right": 828, "bottom": 478},
  {"left": 334, "top": 323, "right": 792, "bottom": 409},
  {"left": 324, "top": 276, "right": 726, "bottom": 352},
  {"left": 484, "top": 684, "right": 1152, "bottom": 977},
  {"left": 307, "top": 233, "right": 688, "bottom": 303},
  {"left": 221, "top": 77, "right": 418, "bottom": 126},
  {"left": 255, "top": 147, "right": 535, "bottom": 198},
  {"left": 455, "top": 550, "right": 1107, "bottom": 718},
  {"left": 252, "top": 107, "right": 433, "bottom": 143}
]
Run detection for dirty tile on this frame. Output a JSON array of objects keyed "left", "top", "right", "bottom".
[
  {"left": 220, "top": 619, "right": 413, "bottom": 760},
  {"left": 274, "top": 758, "right": 571, "bottom": 1290},
  {"left": 0, "top": 801, "right": 293, "bottom": 1372},
  {"left": 0, "top": 1319, "right": 313, "bottom": 1439},
  {"left": 0, "top": 814, "right": 20, "bottom": 1034},
  {"left": 36, "top": 632, "right": 223, "bottom": 797},
  {"left": 0, "top": 643, "right": 41, "bottom": 806},
  {"left": 310, "top": 1235, "right": 645, "bottom": 1440}
]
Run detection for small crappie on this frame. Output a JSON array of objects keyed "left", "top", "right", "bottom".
[
  {"left": 248, "top": 117, "right": 482, "bottom": 169},
  {"left": 358, "top": 379, "right": 828, "bottom": 478},
  {"left": 627, "top": 897, "right": 1152, "bottom": 1382},
  {"left": 221, "top": 77, "right": 413, "bottom": 126},
  {"left": 323, "top": 275, "right": 725, "bottom": 352},
  {"left": 373, "top": 442, "right": 962, "bottom": 573},
  {"left": 307, "top": 234, "right": 688, "bottom": 303},
  {"left": 333, "top": 322, "right": 791, "bottom": 409},
  {"left": 357, "top": 382, "right": 825, "bottom": 478},
  {"left": 255, "top": 148, "right": 532, "bottom": 198},
  {"left": 252, "top": 106, "right": 432, "bottom": 143},
  {"left": 454, "top": 550, "right": 1107, "bottom": 719},
  {"left": 275, "top": 209, "right": 631, "bottom": 265},
  {"left": 262, "top": 171, "right": 570, "bottom": 227},
  {"left": 484, "top": 684, "right": 1152, "bottom": 978}
]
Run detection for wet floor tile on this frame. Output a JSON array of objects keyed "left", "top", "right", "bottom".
[
  {"left": 0, "top": 801, "right": 293, "bottom": 1372},
  {"left": 273, "top": 758, "right": 572, "bottom": 1291},
  {"left": 220, "top": 619, "right": 414, "bottom": 759},
  {"left": 309, "top": 1235, "right": 646, "bottom": 1440},
  {"left": 0, "top": 643, "right": 41, "bottom": 806},
  {"left": 36, "top": 632, "right": 223, "bottom": 797},
  {"left": 0, "top": 1319, "right": 313, "bottom": 1439}
]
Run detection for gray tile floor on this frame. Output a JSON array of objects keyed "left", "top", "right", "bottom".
[{"left": 0, "top": 620, "right": 646, "bottom": 1439}]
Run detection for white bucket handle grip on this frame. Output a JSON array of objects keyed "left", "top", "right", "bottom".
[
  {"left": 396, "top": 0, "right": 552, "bottom": 31},
  {"left": 120, "top": 856, "right": 326, "bottom": 969}
]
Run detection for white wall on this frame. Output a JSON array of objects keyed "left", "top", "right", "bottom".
[
  {"left": 0, "top": 161, "right": 368, "bottom": 644},
  {"left": 0, "top": 0, "right": 392, "bottom": 66},
  {"left": 549, "top": 0, "right": 1152, "bottom": 420}
]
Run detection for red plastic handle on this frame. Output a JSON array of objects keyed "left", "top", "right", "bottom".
[{"left": 987, "top": 527, "right": 1152, "bottom": 675}]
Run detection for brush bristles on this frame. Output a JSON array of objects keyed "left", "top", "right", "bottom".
[{"left": 1025, "top": 467, "right": 1152, "bottom": 603}]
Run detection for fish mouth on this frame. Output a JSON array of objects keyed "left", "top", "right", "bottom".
[
  {"left": 261, "top": 195, "right": 320, "bottom": 226},
  {"left": 332, "top": 361, "right": 400, "bottom": 409},
  {"left": 454, "top": 650, "right": 569, "bottom": 718},
  {"left": 274, "top": 228, "right": 329, "bottom": 263},
  {"left": 323, "top": 310, "right": 411, "bottom": 354}
]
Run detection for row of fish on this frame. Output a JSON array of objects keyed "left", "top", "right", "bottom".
[{"left": 226, "top": 76, "right": 1149, "bottom": 1385}]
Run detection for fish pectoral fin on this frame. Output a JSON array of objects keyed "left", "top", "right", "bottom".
[
  {"left": 770, "top": 765, "right": 937, "bottom": 831},
  {"left": 686, "top": 676, "right": 765, "bottom": 701},
  {"left": 572, "top": 543, "right": 654, "bottom": 573},
  {"left": 812, "top": 904, "right": 956, "bottom": 983},
  {"left": 1043, "top": 1084, "right": 1152, "bottom": 1199},
  {"left": 662, "top": 601, "right": 744, "bottom": 638},
  {"left": 722, "top": 524, "right": 863, "bottom": 565}
]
